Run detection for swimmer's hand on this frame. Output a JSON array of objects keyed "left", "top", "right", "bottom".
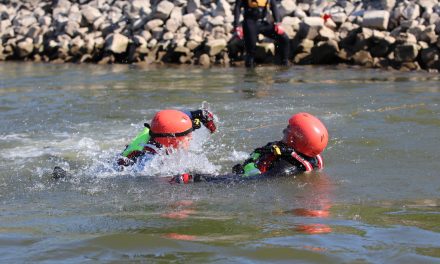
[
  {"left": 190, "top": 109, "right": 216, "bottom": 133},
  {"left": 234, "top": 26, "right": 244, "bottom": 40},
  {"left": 169, "top": 173, "right": 193, "bottom": 184},
  {"left": 274, "top": 23, "right": 284, "bottom": 35},
  {"left": 232, "top": 164, "right": 244, "bottom": 174},
  {"left": 52, "top": 166, "right": 69, "bottom": 180}
]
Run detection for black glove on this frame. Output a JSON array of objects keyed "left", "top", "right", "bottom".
[
  {"left": 117, "top": 156, "right": 136, "bottom": 166},
  {"left": 190, "top": 109, "right": 216, "bottom": 133},
  {"left": 232, "top": 164, "right": 244, "bottom": 174},
  {"left": 52, "top": 166, "right": 68, "bottom": 179}
]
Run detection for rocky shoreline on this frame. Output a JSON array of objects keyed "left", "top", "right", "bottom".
[{"left": 1, "top": 0, "right": 440, "bottom": 71}]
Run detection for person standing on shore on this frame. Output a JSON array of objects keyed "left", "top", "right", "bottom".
[{"left": 233, "top": 0, "right": 290, "bottom": 67}]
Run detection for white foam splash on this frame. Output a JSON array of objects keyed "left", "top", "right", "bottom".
[
  {"left": 0, "top": 133, "right": 29, "bottom": 140},
  {"left": 0, "top": 145, "right": 56, "bottom": 159},
  {"left": 219, "top": 150, "right": 249, "bottom": 162},
  {"left": 1, "top": 119, "right": 225, "bottom": 179},
  {"left": 80, "top": 126, "right": 221, "bottom": 178}
]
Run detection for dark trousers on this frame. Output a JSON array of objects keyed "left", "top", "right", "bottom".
[{"left": 243, "top": 18, "right": 290, "bottom": 66}]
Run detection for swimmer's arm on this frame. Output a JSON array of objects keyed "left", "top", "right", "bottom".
[
  {"left": 184, "top": 109, "right": 216, "bottom": 133},
  {"left": 169, "top": 173, "right": 244, "bottom": 184},
  {"left": 232, "top": 151, "right": 264, "bottom": 176}
]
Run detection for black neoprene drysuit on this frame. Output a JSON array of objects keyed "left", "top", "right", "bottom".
[{"left": 233, "top": 0, "right": 290, "bottom": 67}]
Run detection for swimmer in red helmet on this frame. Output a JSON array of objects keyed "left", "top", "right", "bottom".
[
  {"left": 231, "top": 112, "right": 328, "bottom": 176},
  {"left": 117, "top": 108, "right": 216, "bottom": 168},
  {"left": 170, "top": 112, "right": 328, "bottom": 184},
  {"left": 52, "top": 108, "right": 216, "bottom": 179}
]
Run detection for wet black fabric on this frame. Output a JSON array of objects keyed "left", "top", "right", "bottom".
[
  {"left": 242, "top": 19, "right": 290, "bottom": 65},
  {"left": 237, "top": 141, "right": 321, "bottom": 174},
  {"left": 234, "top": 0, "right": 280, "bottom": 27},
  {"left": 192, "top": 157, "right": 303, "bottom": 183}
]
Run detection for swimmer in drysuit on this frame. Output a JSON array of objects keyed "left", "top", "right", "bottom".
[
  {"left": 170, "top": 112, "right": 328, "bottom": 184},
  {"left": 117, "top": 109, "right": 216, "bottom": 169},
  {"left": 52, "top": 108, "right": 216, "bottom": 179}
]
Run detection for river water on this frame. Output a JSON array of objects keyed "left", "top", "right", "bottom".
[{"left": 0, "top": 62, "right": 439, "bottom": 263}]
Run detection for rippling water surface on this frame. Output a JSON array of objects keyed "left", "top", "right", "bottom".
[{"left": 1, "top": 62, "right": 439, "bottom": 263}]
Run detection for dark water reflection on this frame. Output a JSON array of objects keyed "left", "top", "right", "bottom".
[{"left": 1, "top": 62, "right": 440, "bottom": 263}]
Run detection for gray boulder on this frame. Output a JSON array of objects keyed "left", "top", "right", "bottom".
[
  {"left": 363, "top": 10, "right": 390, "bottom": 30},
  {"left": 418, "top": 0, "right": 437, "bottom": 11},
  {"left": 279, "top": 0, "right": 296, "bottom": 18},
  {"left": 420, "top": 25, "right": 437, "bottom": 44},
  {"left": 351, "top": 50, "right": 374, "bottom": 67},
  {"left": 95, "top": 36, "right": 105, "bottom": 50},
  {"left": 71, "top": 35, "right": 85, "bottom": 56},
  {"left": 187, "top": 0, "right": 200, "bottom": 14},
  {"left": 82, "top": 5, "right": 102, "bottom": 24},
  {"left": 394, "top": 43, "right": 419, "bottom": 62},
  {"left": 293, "top": 52, "right": 310, "bottom": 64},
  {"left": 298, "top": 39, "right": 314, "bottom": 53},
  {"left": 420, "top": 47, "right": 440, "bottom": 70},
  {"left": 282, "top": 16, "right": 301, "bottom": 31},
  {"left": 163, "top": 31, "right": 174, "bottom": 40},
  {"left": 166, "top": 18, "right": 181, "bottom": 32},
  {"left": 183, "top": 13, "right": 198, "bottom": 28},
  {"left": 299, "top": 17, "right": 324, "bottom": 40},
  {"left": 131, "top": 0, "right": 151, "bottom": 13},
  {"left": 146, "top": 19, "right": 164, "bottom": 30},
  {"left": 294, "top": 9, "right": 307, "bottom": 19},
  {"left": 151, "top": 27, "right": 164, "bottom": 40},
  {"left": 214, "top": 0, "right": 232, "bottom": 17},
  {"left": 402, "top": 3, "right": 420, "bottom": 20},
  {"left": 331, "top": 12, "right": 347, "bottom": 25},
  {"left": 381, "top": 0, "right": 396, "bottom": 11},
  {"left": 187, "top": 40, "right": 200, "bottom": 50},
  {"left": 318, "top": 26, "right": 337, "bottom": 41},
  {"left": 105, "top": 33, "right": 129, "bottom": 54},
  {"left": 408, "top": 24, "right": 425, "bottom": 41},
  {"left": 15, "top": 15, "right": 37, "bottom": 27},
  {"left": 206, "top": 38, "right": 227, "bottom": 56},
  {"left": 133, "top": 34, "right": 149, "bottom": 54},
  {"left": 210, "top": 16, "right": 225, "bottom": 27},
  {"left": 198, "top": 53, "right": 210, "bottom": 66},
  {"left": 155, "top": 1, "right": 174, "bottom": 20},
  {"left": 65, "top": 21, "right": 80, "bottom": 37},
  {"left": 17, "top": 37, "right": 34, "bottom": 58}
]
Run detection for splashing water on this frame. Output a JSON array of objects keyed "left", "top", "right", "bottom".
[
  {"left": 2, "top": 63, "right": 440, "bottom": 263},
  {"left": 73, "top": 125, "right": 221, "bottom": 179}
]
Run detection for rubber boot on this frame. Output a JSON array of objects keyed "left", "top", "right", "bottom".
[
  {"left": 245, "top": 55, "right": 255, "bottom": 68},
  {"left": 279, "top": 59, "right": 289, "bottom": 66}
]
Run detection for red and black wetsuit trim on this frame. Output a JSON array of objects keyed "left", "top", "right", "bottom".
[{"left": 237, "top": 141, "right": 323, "bottom": 174}]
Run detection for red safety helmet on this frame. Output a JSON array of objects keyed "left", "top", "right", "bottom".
[
  {"left": 283, "top": 112, "right": 328, "bottom": 157},
  {"left": 150, "top": 110, "right": 193, "bottom": 148}
]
